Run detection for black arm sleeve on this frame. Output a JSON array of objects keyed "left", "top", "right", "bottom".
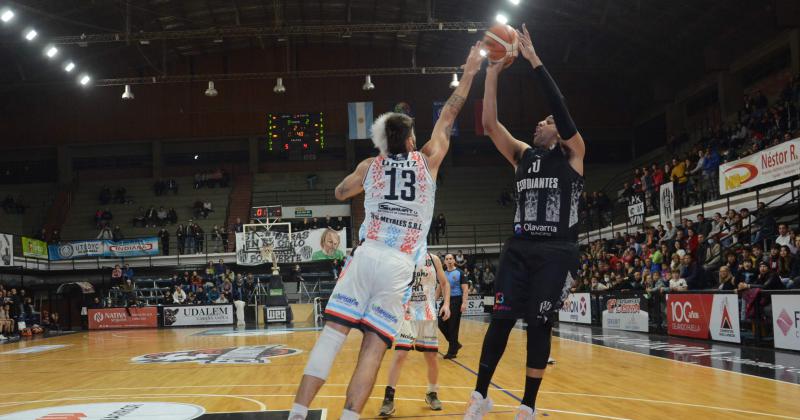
[{"left": 533, "top": 65, "right": 578, "bottom": 140}]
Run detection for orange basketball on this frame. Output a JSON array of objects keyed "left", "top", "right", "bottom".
[{"left": 483, "top": 24, "right": 518, "bottom": 68}]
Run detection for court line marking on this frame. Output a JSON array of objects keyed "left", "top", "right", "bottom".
[
  {"left": 550, "top": 330, "right": 800, "bottom": 389},
  {"left": 0, "top": 393, "right": 266, "bottom": 412},
  {"left": 0, "top": 383, "right": 796, "bottom": 418}
]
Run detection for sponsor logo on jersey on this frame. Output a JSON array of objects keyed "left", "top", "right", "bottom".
[{"left": 378, "top": 202, "right": 419, "bottom": 217}]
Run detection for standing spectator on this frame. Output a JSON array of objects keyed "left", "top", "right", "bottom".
[
  {"left": 232, "top": 217, "right": 244, "bottom": 233},
  {"left": 167, "top": 178, "right": 178, "bottom": 194},
  {"left": 159, "top": 228, "right": 170, "bottom": 256},
  {"left": 436, "top": 213, "right": 447, "bottom": 239},
  {"left": 49, "top": 230, "right": 61, "bottom": 245},
  {"left": 167, "top": 208, "right": 178, "bottom": 225},
  {"left": 211, "top": 226, "right": 224, "bottom": 253},
  {"left": 482, "top": 266, "right": 495, "bottom": 294},
  {"left": 670, "top": 158, "right": 688, "bottom": 208},
  {"left": 145, "top": 206, "right": 157, "bottom": 228},
  {"left": 455, "top": 250, "right": 467, "bottom": 270},
  {"left": 194, "top": 224, "right": 205, "bottom": 254},
  {"left": 157, "top": 207, "right": 168, "bottom": 226},
  {"left": 123, "top": 264, "right": 134, "bottom": 280},
  {"left": 176, "top": 224, "right": 186, "bottom": 255}
]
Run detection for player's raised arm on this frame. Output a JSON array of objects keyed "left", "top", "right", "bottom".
[
  {"left": 482, "top": 62, "right": 529, "bottom": 169},
  {"left": 518, "top": 23, "right": 585, "bottom": 174},
  {"left": 421, "top": 42, "right": 485, "bottom": 177},
  {"left": 334, "top": 157, "right": 374, "bottom": 201}
]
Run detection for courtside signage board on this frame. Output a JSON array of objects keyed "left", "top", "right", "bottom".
[
  {"left": 601, "top": 295, "right": 648, "bottom": 332},
  {"left": 0, "top": 402, "right": 205, "bottom": 420},
  {"left": 667, "top": 294, "right": 740, "bottom": 343},
  {"left": 463, "top": 295, "right": 486, "bottom": 316},
  {"left": 162, "top": 305, "right": 234, "bottom": 327},
  {"left": 559, "top": 293, "right": 591, "bottom": 324},
  {"left": 88, "top": 307, "right": 158, "bottom": 329},
  {"left": 772, "top": 295, "right": 800, "bottom": 351}
]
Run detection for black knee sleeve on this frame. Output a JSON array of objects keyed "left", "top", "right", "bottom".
[
  {"left": 475, "top": 318, "right": 516, "bottom": 396},
  {"left": 526, "top": 321, "right": 553, "bottom": 370}
]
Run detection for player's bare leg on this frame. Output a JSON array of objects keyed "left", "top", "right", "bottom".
[
  {"left": 379, "top": 350, "right": 410, "bottom": 416},
  {"left": 342, "top": 331, "right": 389, "bottom": 415}
]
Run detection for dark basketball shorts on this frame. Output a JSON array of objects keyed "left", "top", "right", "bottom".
[{"left": 492, "top": 237, "right": 579, "bottom": 326}]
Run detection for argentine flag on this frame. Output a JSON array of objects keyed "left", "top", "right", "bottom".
[{"left": 348, "top": 102, "right": 373, "bottom": 140}]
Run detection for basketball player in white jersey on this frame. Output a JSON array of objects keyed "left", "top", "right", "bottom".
[
  {"left": 378, "top": 253, "right": 451, "bottom": 417},
  {"left": 289, "top": 43, "right": 484, "bottom": 420}
]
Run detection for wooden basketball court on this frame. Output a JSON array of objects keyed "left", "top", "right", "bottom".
[{"left": 1, "top": 317, "right": 798, "bottom": 419}]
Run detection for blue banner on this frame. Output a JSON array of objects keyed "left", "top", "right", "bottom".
[
  {"left": 48, "top": 237, "right": 160, "bottom": 260},
  {"left": 433, "top": 101, "right": 458, "bottom": 136},
  {"left": 348, "top": 102, "right": 373, "bottom": 140}
]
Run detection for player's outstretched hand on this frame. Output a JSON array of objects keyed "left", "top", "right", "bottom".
[
  {"left": 485, "top": 60, "right": 505, "bottom": 76},
  {"left": 462, "top": 40, "right": 485, "bottom": 76},
  {"left": 516, "top": 23, "right": 540, "bottom": 64},
  {"left": 439, "top": 304, "right": 451, "bottom": 321}
]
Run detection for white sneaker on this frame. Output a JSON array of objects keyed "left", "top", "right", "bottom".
[
  {"left": 463, "top": 391, "right": 493, "bottom": 419},
  {"left": 514, "top": 404, "right": 536, "bottom": 419},
  {"left": 547, "top": 357, "right": 556, "bottom": 364},
  {"left": 0, "top": 335, "right": 6, "bottom": 340}
]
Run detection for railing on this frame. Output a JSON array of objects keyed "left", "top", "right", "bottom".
[{"left": 252, "top": 188, "right": 337, "bottom": 206}]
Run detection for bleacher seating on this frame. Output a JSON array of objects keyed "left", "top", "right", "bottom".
[
  {"left": 0, "top": 183, "right": 57, "bottom": 236},
  {"left": 252, "top": 171, "right": 346, "bottom": 207},
  {"left": 60, "top": 177, "right": 230, "bottom": 241}
]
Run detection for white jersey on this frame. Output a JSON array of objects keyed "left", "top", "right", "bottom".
[
  {"left": 359, "top": 151, "right": 435, "bottom": 262},
  {"left": 406, "top": 254, "right": 438, "bottom": 321}
]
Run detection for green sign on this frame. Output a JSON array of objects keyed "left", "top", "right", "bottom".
[
  {"left": 294, "top": 209, "right": 313, "bottom": 218},
  {"left": 21, "top": 237, "right": 48, "bottom": 259}
]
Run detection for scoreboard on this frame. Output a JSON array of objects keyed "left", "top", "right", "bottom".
[
  {"left": 268, "top": 112, "right": 324, "bottom": 152},
  {"left": 251, "top": 205, "right": 282, "bottom": 220}
]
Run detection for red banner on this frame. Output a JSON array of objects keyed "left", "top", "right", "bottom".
[
  {"left": 667, "top": 294, "right": 713, "bottom": 339},
  {"left": 88, "top": 307, "right": 158, "bottom": 330}
]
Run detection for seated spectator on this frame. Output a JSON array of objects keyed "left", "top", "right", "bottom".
[
  {"left": 717, "top": 266, "right": 737, "bottom": 290},
  {"left": 167, "top": 178, "right": 179, "bottom": 195},
  {"left": 702, "top": 237, "right": 722, "bottom": 271},
  {"left": 97, "top": 225, "right": 113, "bottom": 240},
  {"left": 114, "top": 187, "right": 127, "bottom": 204},
  {"left": 89, "top": 296, "right": 104, "bottom": 309},
  {"left": 190, "top": 271, "right": 203, "bottom": 292},
  {"left": 777, "top": 245, "right": 799, "bottom": 288},
  {"left": 167, "top": 208, "right": 178, "bottom": 224},
  {"left": 111, "top": 264, "right": 123, "bottom": 284},
  {"left": 145, "top": 206, "right": 157, "bottom": 228},
  {"left": 775, "top": 224, "right": 794, "bottom": 249},
  {"left": 591, "top": 276, "right": 609, "bottom": 291},
  {"left": 112, "top": 225, "right": 123, "bottom": 241},
  {"left": 186, "top": 292, "right": 198, "bottom": 305},
  {"left": 172, "top": 286, "right": 187, "bottom": 304},
  {"left": 455, "top": 250, "right": 467, "bottom": 270},
  {"left": 132, "top": 207, "right": 147, "bottom": 227},
  {"left": 216, "top": 259, "right": 228, "bottom": 277},
  {"left": 206, "top": 286, "right": 220, "bottom": 304},
  {"left": 123, "top": 264, "right": 134, "bottom": 280},
  {"left": 668, "top": 268, "right": 688, "bottom": 291},
  {"left": 205, "top": 261, "right": 216, "bottom": 279},
  {"left": 736, "top": 259, "right": 758, "bottom": 285},
  {"left": 157, "top": 206, "right": 168, "bottom": 226}
]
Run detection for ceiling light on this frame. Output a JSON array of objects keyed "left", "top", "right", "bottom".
[
  {"left": 479, "top": 49, "right": 487, "bottom": 57},
  {"left": 45, "top": 46, "right": 58, "bottom": 58},
  {"left": 509, "top": 0, "right": 521, "bottom": 5},
  {"left": 205, "top": 81, "right": 218, "bottom": 97},
  {"left": 121, "top": 85, "right": 134, "bottom": 100},
  {"left": 362, "top": 75, "right": 375, "bottom": 91},
  {"left": 1, "top": 9, "right": 14, "bottom": 23},
  {"left": 24, "top": 29, "right": 37, "bottom": 41},
  {"left": 79, "top": 74, "right": 91, "bottom": 86},
  {"left": 273, "top": 77, "right": 286, "bottom": 93},
  {"left": 449, "top": 73, "right": 459, "bottom": 89},
  {"left": 194, "top": 154, "right": 199, "bottom": 160},
  {"left": 63, "top": 62, "right": 75, "bottom": 72},
  {"left": 495, "top": 13, "right": 509, "bottom": 25}
]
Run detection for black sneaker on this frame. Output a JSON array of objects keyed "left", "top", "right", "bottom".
[
  {"left": 426, "top": 392, "right": 442, "bottom": 410},
  {"left": 379, "top": 398, "right": 395, "bottom": 417}
]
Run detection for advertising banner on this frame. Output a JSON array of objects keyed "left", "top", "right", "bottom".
[
  {"left": 0, "top": 233, "right": 12, "bottom": 267},
  {"left": 162, "top": 305, "right": 234, "bottom": 327},
  {"left": 280, "top": 204, "right": 350, "bottom": 219},
  {"left": 718, "top": 138, "right": 800, "bottom": 195},
  {"left": 667, "top": 294, "right": 712, "bottom": 339},
  {"left": 48, "top": 237, "right": 160, "bottom": 260},
  {"left": 659, "top": 182, "right": 675, "bottom": 227},
  {"left": 668, "top": 293, "right": 741, "bottom": 342},
  {"left": 601, "top": 294, "right": 649, "bottom": 332},
  {"left": 21, "top": 237, "right": 48, "bottom": 259},
  {"left": 772, "top": 294, "right": 800, "bottom": 351},
  {"left": 559, "top": 293, "right": 592, "bottom": 324},
  {"left": 709, "top": 294, "right": 741, "bottom": 343},
  {"left": 88, "top": 307, "right": 158, "bottom": 330},
  {"left": 463, "top": 295, "right": 486, "bottom": 316},
  {"left": 236, "top": 228, "right": 347, "bottom": 266}
]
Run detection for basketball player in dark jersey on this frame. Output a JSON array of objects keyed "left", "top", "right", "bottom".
[{"left": 464, "top": 24, "right": 585, "bottom": 420}]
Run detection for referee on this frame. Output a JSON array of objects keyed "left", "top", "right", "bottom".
[
  {"left": 464, "top": 24, "right": 586, "bottom": 420},
  {"left": 438, "top": 253, "right": 468, "bottom": 359}
]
